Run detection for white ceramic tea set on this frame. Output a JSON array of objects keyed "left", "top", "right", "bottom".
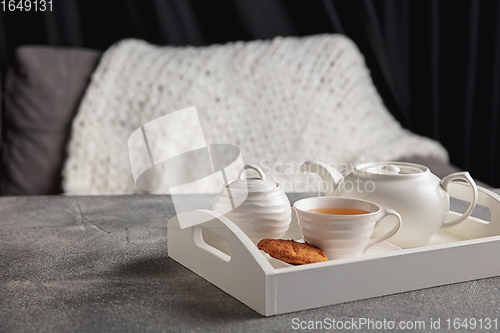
[
  {"left": 212, "top": 160, "right": 479, "bottom": 260},
  {"left": 213, "top": 165, "right": 291, "bottom": 243}
]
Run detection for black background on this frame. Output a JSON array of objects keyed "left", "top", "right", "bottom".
[{"left": 1, "top": 0, "right": 499, "bottom": 186}]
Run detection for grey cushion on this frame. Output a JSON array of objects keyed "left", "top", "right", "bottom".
[{"left": 1, "top": 46, "right": 100, "bottom": 195}]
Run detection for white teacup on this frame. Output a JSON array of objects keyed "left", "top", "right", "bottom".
[{"left": 294, "top": 197, "right": 402, "bottom": 260}]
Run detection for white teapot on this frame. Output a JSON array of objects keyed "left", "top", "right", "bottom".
[
  {"left": 213, "top": 165, "right": 292, "bottom": 243},
  {"left": 301, "top": 161, "right": 479, "bottom": 248}
]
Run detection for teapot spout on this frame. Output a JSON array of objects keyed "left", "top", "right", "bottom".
[{"left": 300, "top": 161, "right": 344, "bottom": 196}]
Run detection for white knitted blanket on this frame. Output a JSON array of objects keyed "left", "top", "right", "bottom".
[{"left": 62, "top": 34, "right": 448, "bottom": 194}]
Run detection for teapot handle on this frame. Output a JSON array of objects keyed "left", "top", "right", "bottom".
[
  {"left": 238, "top": 165, "right": 266, "bottom": 180},
  {"left": 440, "top": 171, "right": 478, "bottom": 230}
]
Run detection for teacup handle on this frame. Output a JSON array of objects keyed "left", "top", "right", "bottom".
[
  {"left": 363, "top": 209, "right": 402, "bottom": 254},
  {"left": 440, "top": 171, "right": 478, "bottom": 230}
]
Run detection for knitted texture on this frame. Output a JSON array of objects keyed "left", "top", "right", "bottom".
[{"left": 62, "top": 34, "right": 448, "bottom": 194}]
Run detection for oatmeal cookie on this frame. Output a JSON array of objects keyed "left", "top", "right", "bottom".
[{"left": 257, "top": 238, "right": 328, "bottom": 264}]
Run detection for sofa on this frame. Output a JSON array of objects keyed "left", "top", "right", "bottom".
[{"left": 0, "top": 45, "right": 489, "bottom": 196}]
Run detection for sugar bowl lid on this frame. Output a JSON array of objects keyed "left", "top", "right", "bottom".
[{"left": 229, "top": 165, "right": 277, "bottom": 192}]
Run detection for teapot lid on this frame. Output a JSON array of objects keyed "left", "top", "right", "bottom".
[
  {"left": 356, "top": 162, "right": 427, "bottom": 175},
  {"left": 229, "top": 165, "right": 278, "bottom": 192}
]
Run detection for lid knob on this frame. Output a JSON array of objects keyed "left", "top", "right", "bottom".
[
  {"left": 238, "top": 165, "right": 266, "bottom": 180},
  {"left": 365, "top": 164, "right": 401, "bottom": 175},
  {"left": 381, "top": 164, "right": 401, "bottom": 175}
]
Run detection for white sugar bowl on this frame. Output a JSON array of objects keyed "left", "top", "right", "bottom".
[{"left": 213, "top": 165, "right": 292, "bottom": 243}]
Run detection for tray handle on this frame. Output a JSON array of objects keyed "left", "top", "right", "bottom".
[
  {"left": 168, "top": 209, "right": 275, "bottom": 273},
  {"left": 167, "top": 210, "right": 276, "bottom": 316},
  {"left": 446, "top": 183, "right": 500, "bottom": 238}
]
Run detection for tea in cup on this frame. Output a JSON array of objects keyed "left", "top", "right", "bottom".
[{"left": 294, "top": 197, "right": 402, "bottom": 260}]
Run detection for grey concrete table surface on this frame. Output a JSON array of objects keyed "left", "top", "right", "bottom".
[{"left": 1, "top": 193, "right": 500, "bottom": 333}]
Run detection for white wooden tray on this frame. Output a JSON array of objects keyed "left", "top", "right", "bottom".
[{"left": 167, "top": 183, "right": 500, "bottom": 316}]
